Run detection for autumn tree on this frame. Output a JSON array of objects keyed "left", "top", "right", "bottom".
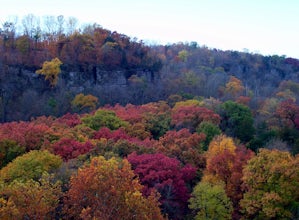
[
  {"left": 128, "top": 152, "right": 197, "bottom": 219},
  {"left": 240, "top": 149, "right": 299, "bottom": 219},
  {"left": 0, "top": 173, "right": 62, "bottom": 219},
  {"left": 224, "top": 76, "right": 244, "bottom": 98},
  {"left": 189, "top": 181, "right": 233, "bottom": 220},
  {"left": 71, "top": 93, "right": 98, "bottom": 113},
  {"left": 171, "top": 105, "right": 220, "bottom": 132},
  {"left": 196, "top": 121, "right": 221, "bottom": 150},
  {"left": 36, "top": 57, "right": 62, "bottom": 86},
  {"left": 158, "top": 128, "right": 206, "bottom": 167},
  {"left": 63, "top": 156, "right": 164, "bottom": 219},
  {"left": 203, "top": 142, "right": 254, "bottom": 219},
  {"left": 0, "top": 150, "right": 62, "bottom": 184},
  {"left": 52, "top": 138, "right": 94, "bottom": 161}
]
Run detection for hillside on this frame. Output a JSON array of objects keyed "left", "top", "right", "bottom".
[
  {"left": 1, "top": 15, "right": 299, "bottom": 219},
  {"left": 1, "top": 17, "right": 299, "bottom": 122}
]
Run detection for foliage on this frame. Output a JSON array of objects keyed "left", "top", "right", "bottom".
[
  {"left": 71, "top": 93, "right": 98, "bottom": 113},
  {"left": 219, "top": 101, "right": 255, "bottom": 142},
  {"left": 0, "top": 140, "right": 25, "bottom": 168},
  {"left": 0, "top": 150, "right": 62, "bottom": 184},
  {"left": 196, "top": 121, "right": 221, "bottom": 150},
  {"left": 36, "top": 57, "right": 62, "bottom": 86},
  {"left": 82, "top": 109, "right": 128, "bottom": 131},
  {"left": 240, "top": 149, "right": 299, "bottom": 219},
  {"left": 189, "top": 181, "right": 233, "bottom": 220},
  {"left": 158, "top": 128, "right": 206, "bottom": 167},
  {"left": 203, "top": 144, "right": 254, "bottom": 219},
  {"left": 128, "top": 152, "right": 197, "bottom": 219},
  {"left": 171, "top": 105, "right": 220, "bottom": 132},
  {"left": 0, "top": 121, "right": 50, "bottom": 151},
  {"left": 63, "top": 156, "right": 164, "bottom": 219},
  {"left": 224, "top": 76, "right": 245, "bottom": 98},
  {"left": 52, "top": 138, "right": 94, "bottom": 161},
  {"left": 0, "top": 173, "right": 62, "bottom": 219}
]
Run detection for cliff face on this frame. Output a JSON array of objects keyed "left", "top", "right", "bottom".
[{"left": 0, "top": 65, "right": 158, "bottom": 122}]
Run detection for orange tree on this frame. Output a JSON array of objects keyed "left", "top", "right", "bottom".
[{"left": 63, "top": 156, "right": 164, "bottom": 219}]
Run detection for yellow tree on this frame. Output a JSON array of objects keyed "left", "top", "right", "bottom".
[
  {"left": 241, "top": 149, "right": 299, "bottom": 219},
  {"left": 0, "top": 173, "right": 62, "bottom": 219},
  {"left": 36, "top": 57, "right": 62, "bottom": 86},
  {"left": 224, "top": 76, "right": 245, "bottom": 98},
  {"left": 71, "top": 93, "right": 99, "bottom": 113}
]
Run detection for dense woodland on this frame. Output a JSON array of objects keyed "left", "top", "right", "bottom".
[{"left": 0, "top": 15, "right": 299, "bottom": 219}]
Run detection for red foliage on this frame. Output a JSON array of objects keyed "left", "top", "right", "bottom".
[
  {"left": 158, "top": 129, "right": 206, "bottom": 167},
  {"left": 93, "top": 127, "right": 133, "bottom": 141},
  {"left": 276, "top": 99, "right": 299, "bottom": 128},
  {"left": 0, "top": 121, "right": 49, "bottom": 151},
  {"left": 52, "top": 138, "right": 94, "bottom": 161},
  {"left": 56, "top": 113, "right": 81, "bottom": 127},
  {"left": 127, "top": 152, "right": 196, "bottom": 219},
  {"left": 171, "top": 105, "right": 220, "bottom": 131}
]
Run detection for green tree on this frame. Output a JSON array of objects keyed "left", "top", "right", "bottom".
[
  {"left": 36, "top": 57, "right": 62, "bottom": 86},
  {"left": 219, "top": 101, "right": 255, "bottom": 143},
  {"left": 0, "top": 140, "right": 25, "bottom": 169},
  {"left": 82, "top": 109, "right": 128, "bottom": 131},
  {"left": 189, "top": 181, "right": 233, "bottom": 220},
  {"left": 196, "top": 121, "right": 221, "bottom": 150}
]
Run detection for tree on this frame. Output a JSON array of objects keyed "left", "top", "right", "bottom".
[
  {"left": 189, "top": 181, "right": 233, "bottom": 220},
  {"left": 196, "top": 121, "right": 221, "bottom": 150},
  {"left": 71, "top": 93, "right": 98, "bottom": 113},
  {"left": 0, "top": 173, "right": 62, "bottom": 219},
  {"left": 0, "top": 139, "right": 25, "bottom": 168},
  {"left": 36, "top": 57, "right": 62, "bottom": 86},
  {"left": 158, "top": 129, "right": 206, "bottom": 167},
  {"left": 63, "top": 156, "right": 163, "bottom": 219},
  {"left": 240, "top": 149, "right": 299, "bottom": 219},
  {"left": 52, "top": 138, "right": 94, "bottom": 161},
  {"left": 224, "top": 76, "right": 244, "bottom": 98},
  {"left": 82, "top": 109, "right": 128, "bottom": 131},
  {"left": 219, "top": 101, "right": 255, "bottom": 142},
  {"left": 0, "top": 150, "right": 62, "bottom": 184},
  {"left": 128, "top": 152, "right": 197, "bottom": 219},
  {"left": 171, "top": 105, "right": 220, "bottom": 132},
  {"left": 203, "top": 145, "right": 254, "bottom": 219}
]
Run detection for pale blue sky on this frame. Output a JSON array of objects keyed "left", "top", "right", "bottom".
[{"left": 1, "top": 0, "right": 299, "bottom": 58}]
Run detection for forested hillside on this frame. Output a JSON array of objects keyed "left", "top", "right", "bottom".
[{"left": 0, "top": 15, "right": 299, "bottom": 219}]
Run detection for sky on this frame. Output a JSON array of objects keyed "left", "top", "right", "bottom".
[{"left": 0, "top": 0, "right": 299, "bottom": 58}]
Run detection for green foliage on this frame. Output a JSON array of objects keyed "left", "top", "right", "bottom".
[
  {"left": 36, "top": 57, "right": 62, "bottom": 86},
  {"left": 189, "top": 181, "right": 233, "bottom": 220},
  {"left": 219, "top": 101, "right": 255, "bottom": 143},
  {"left": 0, "top": 140, "right": 25, "bottom": 169},
  {"left": 178, "top": 50, "right": 189, "bottom": 62},
  {"left": 196, "top": 121, "right": 221, "bottom": 150},
  {"left": 0, "top": 150, "right": 62, "bottom": 183},
  {"left": 82, "top": 109, "right": 128, "bottom": 131}
]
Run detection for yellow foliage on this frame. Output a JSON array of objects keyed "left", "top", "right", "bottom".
[
  {"left": 36, "top": 58, "right": 62, "bottom": 86},
  {"left": 206, "top": 135, "right": 236, "bottom": 160},
  {"left": 71, "top": 93, "right": 98, "bottom": 112},
  {"left": 224, "top": 76, "right": 244, "bottom": 97}
]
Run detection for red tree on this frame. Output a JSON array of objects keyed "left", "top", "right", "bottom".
[{"left": 127, "top": 152, "right": 196, "bottom": 219}]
